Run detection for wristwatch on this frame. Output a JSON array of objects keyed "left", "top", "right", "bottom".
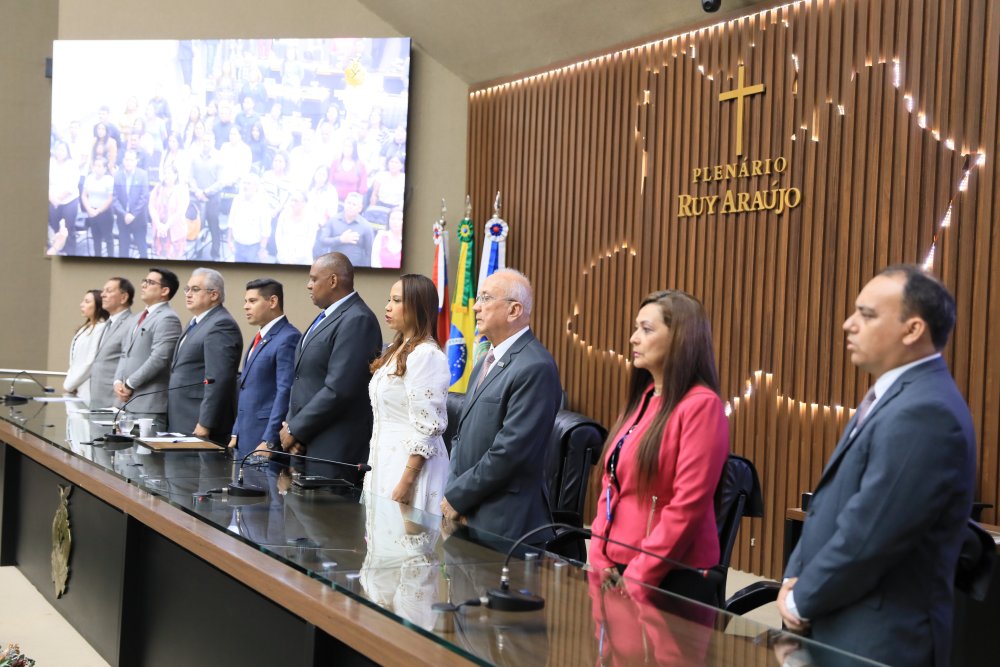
[{"left": 266, "top": 440, "right": 281, "bottom": 451}]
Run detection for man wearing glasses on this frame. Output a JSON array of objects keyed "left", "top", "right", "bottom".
[
  {"left": 113, "top": 268, "right": 183, "bottom": 429},
  {"left": 441, "top": 268, "right": 562, "bottom": 545},
  {"left": 167, "top": 268, "right": 243, "bottom": 444}
]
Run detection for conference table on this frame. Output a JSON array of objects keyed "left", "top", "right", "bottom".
[{"left": 0, "top": 397, "right": 878, "bottom": 667}]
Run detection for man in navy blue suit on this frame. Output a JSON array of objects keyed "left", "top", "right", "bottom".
[
  {"left": 112, "top": 149, "right": 150, "bottom": 259},
  {"left": 779, "top": 265, "right": 976, "bottom": 667},
  {"left": 228, "top": 278, "right": 301, "bottom": 458}
]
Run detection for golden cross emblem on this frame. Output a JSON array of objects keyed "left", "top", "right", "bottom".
[{"left": 719, "top": 63, "right": 765, "bottom": 156}]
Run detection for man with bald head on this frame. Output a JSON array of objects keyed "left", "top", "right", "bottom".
[
  {"left": 278, "top": 252, "right": 381, "bottom": 480},
  {"left": 442, "top": 268, "right": 562, "bottom": 543}
]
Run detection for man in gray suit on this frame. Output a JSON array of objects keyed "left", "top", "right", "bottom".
[
  {"left": 441, "top": 269, "right": 561, "bottom": 544},
  {"left": 89, "top": 276, "right": 135, "bottom": 409},
  {"left": 168, "top": 268, "right": 243, "bottom": 444},
  {"left": 779, "top": 265, "right": 976, "bottom": 667},
  {"left": 278, "top": 253, "right": 381, "bottom": 481},
  {"left": 113, "top": 268, "right": 183, "bottom": 429}
]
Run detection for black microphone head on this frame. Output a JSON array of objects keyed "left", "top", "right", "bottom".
[
  {"left": 486, "top": 588, "right": 545, "bottom": 612},
  {"left": 203, "top": 378, "right": 216, "bottom": 384},
  {"left": 226, "top": 481, "right": 266, "bottom": 497},
  {"left": 358, "top": 463, "right": 372, "bottom": 472},
  {"left": 44, "top": 387, "right": 55, "bottom": 393}
]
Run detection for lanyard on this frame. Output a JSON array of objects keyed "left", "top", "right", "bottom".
[{"left": 604, "top": 391, "right": 654, "bottom": 525}]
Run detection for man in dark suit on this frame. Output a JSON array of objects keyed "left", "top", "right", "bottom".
[
  {"left": 279, "top": 253, "right": 381, "bottom": 480},
  {"left": 168, "top": 268, "right": 243, "bottom": 444},
  {"left": 89, "top": 276, "right": 135, "bottom": 409},
  {"left": 229, "top": 278, "right": 301, "bottom": 458},
  {"left": 779, "top": 265, "right": 976, "bottom": 667},
  {"left": 112, "top": 149, "right": 150, "bottom": 259},
  {"left": 441, "top": 269, "right": 562, "bottom": 543},
  {"left": 114, "top": 268, "right": 183, "bottom": 429}
]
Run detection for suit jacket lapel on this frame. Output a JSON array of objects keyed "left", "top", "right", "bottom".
[
  {"left": 458, "top": 331, "right": 534, "bottom": 426},
  {"left": 295, "top": 295, "right": 354, "bottom": 368},
  {"left": 816, "top": 359, "right": 944, "bottom": 488},
  {"left": 96, "top": 310, "right": 127, "bottom": 352},
  {"left": 127, "top": 305, "right": 161, "bottom": 353},
  {"left": 242, "top": 319, "right": 283, "bottom": 383},
  {"left": 179, "top": 306, "right": 220, "bottom": 346}
]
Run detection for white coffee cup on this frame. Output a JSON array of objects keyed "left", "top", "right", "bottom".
[{"left": 137, "top": 418, "right": 155, "bottom": 437}]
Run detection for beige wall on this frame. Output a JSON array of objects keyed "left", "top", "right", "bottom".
[
  {"left": 31, "top": 0, "right": 468, "bottom": 370},
  {"left": 0, "top": 0, "right": 58, "bottom": 369}
]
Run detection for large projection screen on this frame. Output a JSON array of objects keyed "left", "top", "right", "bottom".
[{"left": 49, "top": 38, "right": 411, "bottom": 269}]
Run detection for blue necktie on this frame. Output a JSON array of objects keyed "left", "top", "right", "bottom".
[{"left": 305, "top": 311, "right": 327, "bottom": 340}]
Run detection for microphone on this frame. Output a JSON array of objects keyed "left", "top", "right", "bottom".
[
  {"left": 4, "top": 370, "right": 56, "bottom": 405},
  {"left": 479, "top": 522, "right": 710, "bottom": 613},
  {"left": 227, "top": 449, "right": 372, "bottom": 497},
  {"left": 99, "top": 378, "right": 216, "bottom": 444}
]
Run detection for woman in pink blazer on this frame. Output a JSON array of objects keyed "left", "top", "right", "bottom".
[{"left": 589, "top": 290, "right": 729, "bottom": 605}]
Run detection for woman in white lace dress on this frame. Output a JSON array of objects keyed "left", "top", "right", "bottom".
[{"left": 364, "top": 274, "right": 451, "bottom": 513}]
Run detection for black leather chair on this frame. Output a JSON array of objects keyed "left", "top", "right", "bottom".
[
  {"left": 725, "top": 514, "right": 997, "bottom": 616},
  {"left": 442, "top": 392, "right": 466, "bottom": 455},
  {"left": 954, "top": 520, "right": 996, "bottom": 602},
  {"left": 543, "top": 410, "right": 606, "bottom": 561},
  {"left": 703, "top": 454, "right": 764, "bottom": 609}
]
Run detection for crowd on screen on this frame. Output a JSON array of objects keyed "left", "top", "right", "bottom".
[{"left": 47, "top": 39, "right": 407, "bottom": 268}]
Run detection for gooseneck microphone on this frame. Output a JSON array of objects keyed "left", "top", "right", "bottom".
[
  {"left": 4, "top": 370, "right": 56, "bottom": 405},
  {"left": 227, "top": 449, "right": 372, "bottom": 497},
  {"left": 100, "top": 378, "right": 216, "bottom": 444},
  {"left": 481, "top": 522, "right": 710, "bottom": 612}
]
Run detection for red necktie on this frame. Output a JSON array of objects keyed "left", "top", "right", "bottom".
[
  {"left": 249, "top": 331, "right": 262, "bottom": 356},
  {"left": 135, "top": 309, "right": 149, "bottom": 328}
]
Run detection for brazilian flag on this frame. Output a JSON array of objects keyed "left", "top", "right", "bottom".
[{"left": 447, "top": 216, "right": 476, "bottom": 391}]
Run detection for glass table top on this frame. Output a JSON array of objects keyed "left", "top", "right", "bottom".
[{"left": 0, "top": 397, "right": 883, "bottom": 667}]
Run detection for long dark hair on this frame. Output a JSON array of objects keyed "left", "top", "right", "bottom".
[
  {"left": 78, "top": 289, "right": 110, "bottom": 333},
  {"left": 370, "top": 274, "right": 440, "bottom": 377},
  {"left": 604, "top": 290, "right": 721, "bottom": 497}
]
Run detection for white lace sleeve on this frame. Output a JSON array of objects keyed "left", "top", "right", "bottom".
[{"left": 401, "top": 343, "right": 451, "bottom": 458}]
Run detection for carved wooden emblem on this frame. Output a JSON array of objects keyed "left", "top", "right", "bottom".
[{"left": 51, "top": 484, "right": 72, "bottom": 598}]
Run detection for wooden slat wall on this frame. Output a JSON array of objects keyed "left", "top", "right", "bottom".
[{"left": 467, "top": 0, "right": 1000, "bottom": 581}]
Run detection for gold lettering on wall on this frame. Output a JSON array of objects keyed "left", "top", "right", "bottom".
[
  {"left": 678, "top": 155, "right": 800, "bottom": 218},
  {"left": 678, "top": 62, "right": 800, "bottom": 219}
]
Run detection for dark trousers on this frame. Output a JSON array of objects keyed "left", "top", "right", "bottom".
[
  {"left": 89, "top": 209, "right": 114, "bottom": 257},
  {"left": 49, "top": 199, "right": 79, "bottom": 255},
  {"left": 116, "top": 213, "right": 148, "bottom": 259},
  {"left": 198, "top": 195, "right": 222, "bottom": 260}
]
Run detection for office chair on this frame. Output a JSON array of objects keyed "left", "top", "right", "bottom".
[
  {"left": 725, "top": 516, "right": 997, "bottom": 616},
  {"left": 442, "top": 392, "right": 466, "bottom": 456},
  {"left": 543, "top": 410, "right": 606, "bottom": 561},
  {"left": 702, "top": 454, "right": 765, "bottom": 610}
]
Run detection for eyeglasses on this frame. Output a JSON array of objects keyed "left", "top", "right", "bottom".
[
  {"left": 183, "top": 286, "right": 216, "bottom": 294},
  {"left": 141, "top": 279, "right": 161, "bottom": 287},
  {"left": 475, "top": 293, "right": 517, "bottom": 305}
]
